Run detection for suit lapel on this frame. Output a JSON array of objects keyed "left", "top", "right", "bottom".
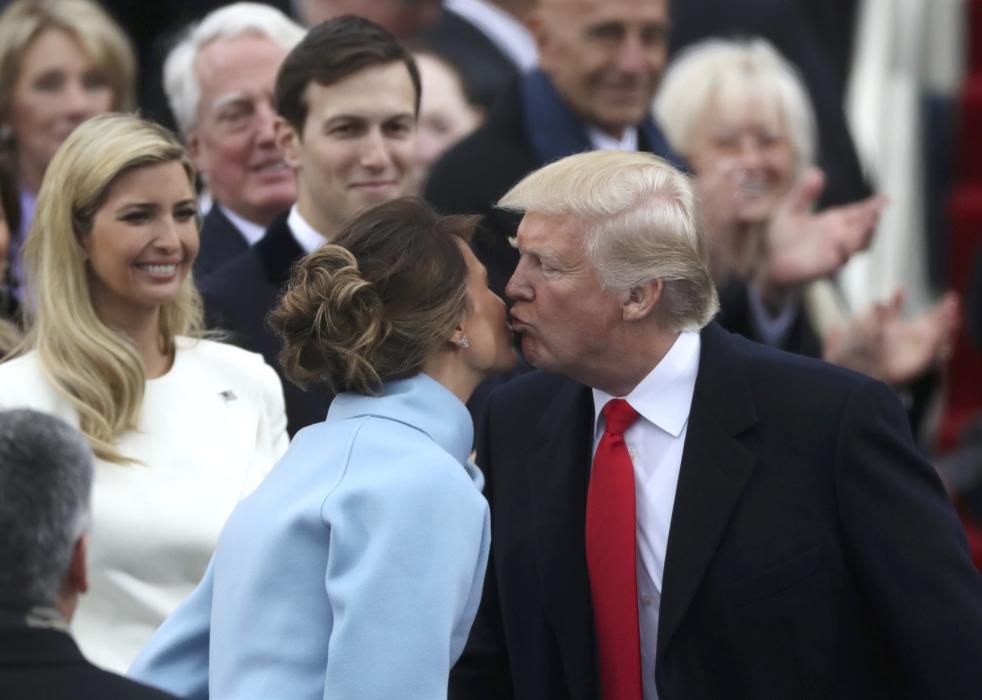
[
  {"left": 657, "top": 323, "right": 758, "bottom": 659},
  {"left": 531, "top": 378, "right": 599, "bottom": 698},
  {"left": 254, "top": 214, "right": 304, "bottom": 289}
]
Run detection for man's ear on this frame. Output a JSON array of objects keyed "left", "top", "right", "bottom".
[
  {"left": 526, "top": 10, "right": 551, "bottom": 65},
  {"left": 67, "top": 534, "right": 88, "bottom": 595},
  {"left": 186, "top": 129, "right": 203, "bottom": 170},
  {"left": 275, "top": 117, "right": 302, "bottom": 170},
  {"left": 622, "top": 279, "right": 662, "bottom": 322}
]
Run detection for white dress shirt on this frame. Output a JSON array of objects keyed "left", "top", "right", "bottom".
[
  {"left": 445, "top": 0, "right": 538, "bottom": 71},
  {"left": 219, "top": 205, "right": 267, "bottom": 246},
  {"left": 588, "top": 126, "right": 639, "bottom": 152},
  {"left": 287, "top": 205, "right": 327, "bottom": 254},
  {"left": 592, "top": 330, "right": 701, "bottom": 700}
]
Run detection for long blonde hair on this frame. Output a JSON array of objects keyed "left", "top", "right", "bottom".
[{"left": 18, "top": 113, "right": 203, "bottom": 464}]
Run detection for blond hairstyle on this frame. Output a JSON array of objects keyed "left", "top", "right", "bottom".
[
  {"left": 18, "top": 113, "right": 203, "bottom": 464},
  {"left": 654, "top": 37, "right": 816, "bottom": 174},
  {"left": 499, "top": 150, "right": 719, "bottom": 332},
  {"left": 0, "top": 0, "right": 136, "bottom": 127}
]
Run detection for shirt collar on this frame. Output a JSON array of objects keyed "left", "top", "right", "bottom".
[
  {"left": 287, "top": 204, "right": 327, "bottom": 254},
  {"left": 592, "top": 330, "right": 701, "bottom": 439},
  {"left": 444, "top": 0, "right": 538, "bottom": 71},
  {"left": 587, "top": 126, "right": 639, "bottom": 152},
  {"left": 218, "top": 204, "right": 267, "bottom": 246},
  {"left": 327, "top": 373, "right": 474, "bottom": 468}
]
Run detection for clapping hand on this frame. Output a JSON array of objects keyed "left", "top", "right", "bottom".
[{"left": 756, "top": 168, "right": 886, "bottom": 300}]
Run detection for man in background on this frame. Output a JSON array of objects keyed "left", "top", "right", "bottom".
[
  {"left": 202, "top": 16, "right": 421, "bottom": 435},
  {"left": 164, "top": 3, "right": 305, "bottom": 278},
  {"left": 0, "top": 409, "right": 176, "bottom": 700}
]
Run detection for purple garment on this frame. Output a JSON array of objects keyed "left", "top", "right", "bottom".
[{"left": 8, "top": 187, "right": 35, "bottom": 302}]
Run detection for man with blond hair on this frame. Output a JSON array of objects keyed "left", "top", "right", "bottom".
[{"left": 451, "top": 150, "right": 982, "bottom": 700}]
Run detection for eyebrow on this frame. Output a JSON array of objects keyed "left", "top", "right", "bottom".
[
  {"left": 209, "top": 92, "right": 254, "bottom": 112},
  {"left": 115, "top": 198, "right": 197, "bottom": 210},
  {"left": 324, "top": 110, "right": 415, "bottom": 123}
]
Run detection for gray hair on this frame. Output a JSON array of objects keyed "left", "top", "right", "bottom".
[
  {"left": 0, "top": 409, "right": 93, "bottom": 609},
  {"left": 499, "top": 150, "right": 719, "bottom": 332},
  {"left": 164, "top": 2, "right": 305, "bottom": 136},
  {"left": 654, "top": 37, "right": 817, "bottom": 173}
]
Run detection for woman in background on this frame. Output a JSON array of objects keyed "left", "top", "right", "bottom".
[
  {"left": 131, "top": 197, "right": 516, "bottom": 700},
  {"left": 0, "top": 0, "right": 135, "bottom": 299},
  {"left": 0, "top": 113, "right": 287, "bottom": 671},
  {"left": 655, "top": 37, "right": 958, "bottom": 393}
]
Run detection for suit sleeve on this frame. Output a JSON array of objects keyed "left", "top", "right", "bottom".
[
  {"left": 450, "top": 396, "right": 515, "bottom": 700},
  {"left": 835, "top": 378, "right": 982, "bottom": 699},
  {"left": 128, "top": 560, "right": 214, "bottom": 700},
  {"left": 320, "top": 436, "right": 490, "bottom": 700}
]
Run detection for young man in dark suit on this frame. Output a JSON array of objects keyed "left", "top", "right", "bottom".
[
  {"left": 201, "top": 16, "right": 421, "bottom": 435},
  {"left": 0, "top": 410, "right": 176, "bottom": 700},
  {"left": 450, "top": 150, "right": 982, "bottom": 700}
]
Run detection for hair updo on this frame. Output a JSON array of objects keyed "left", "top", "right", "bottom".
[{"left": 270, "top": 197, "right": 477, "bottom": 395}]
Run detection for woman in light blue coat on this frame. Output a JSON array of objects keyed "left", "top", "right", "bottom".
[{"left": 129, "top": 198, "right": 517, "bottom": 699}]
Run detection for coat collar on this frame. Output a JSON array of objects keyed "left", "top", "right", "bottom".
[
  {"left": 529, "top": 376, "right": 599, "bottom": 699},
  {"left": 254, "top": 212, "right": 304, "bottom": 289},
  {"left": 0, "top": 621, "right": 84, "bottom": 667},
  {"left": 327, "top": 373, "right": 474, "bottom": 469},
  {"left": 656, "top": 322, "right": 757, "bottom": 659}
]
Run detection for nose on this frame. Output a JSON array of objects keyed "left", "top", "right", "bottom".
[
  {"left": 152, "top": 219, "right": 182, "bottom": 253},
  {"left": 360, "top": 130, "right": 394, "bottom": 171},
  {"left": 254, "top": 100, "right": 278, "bottom": 146},
  {"left": 737, "top": 136, "right": 765, "bottom": 169},
  {"left": 505, "top": 256, "right": 533, "bottom": 302},
  {"left": 65, "top": 80, "right": 99, "bottom": 118},
  {"left": 615, "top": 33, "right": 648, "bottom": 76}
]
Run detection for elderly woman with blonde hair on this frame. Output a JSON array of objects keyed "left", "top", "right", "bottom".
[
  {"left": 655, "top": 37, "right": 958, "bottom": 393},
  {"left": 0, "top": 113, "right": 287, "bottom": 672}
]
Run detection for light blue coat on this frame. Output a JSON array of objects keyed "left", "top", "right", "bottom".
[{"left": 129, "top": 373, "right": 491, "bottom": 700}]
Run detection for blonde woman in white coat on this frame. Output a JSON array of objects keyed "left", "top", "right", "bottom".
[{"left": 0, "top": 113, "right": 288, "bottom": 672}]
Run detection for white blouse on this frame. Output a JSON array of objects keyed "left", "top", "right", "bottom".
[{"left": 0, "top": 337, "right": 288, "bottom": 672}]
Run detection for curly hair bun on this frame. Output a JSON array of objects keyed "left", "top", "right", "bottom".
[{"left": 269, "top": 244, "right": 387, "bottom": 394}]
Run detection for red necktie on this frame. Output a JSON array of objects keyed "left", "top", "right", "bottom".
[{"left": 586, "top": 398, "right": 643, "bottom": 700}]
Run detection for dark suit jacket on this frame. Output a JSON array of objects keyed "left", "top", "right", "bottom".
[
  {"left": 451, "top": 322, "right": 982, "bottom": 700},
  {"left": 193, "top": 205, "right": 251, "bottom": 281},
  {"left": 200, "top": 214, "right": 333, "bottom": 436},
  {"left": 0, "top": 623, "right": 176, "bottom": 699},
  {"left": 417, "top": 8, "right": 521, "bottom": 113},
  {"left": 716, "top": 279, "right": 823, "bottom": 358}
]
